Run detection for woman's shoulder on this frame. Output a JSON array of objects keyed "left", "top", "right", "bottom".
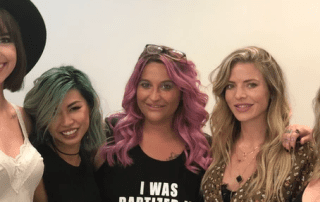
[
  {"left": 36, "top": 144, "right": 67, "bottom": 167},
  {"left": 8, "top": 104, "right": 33, "bottom": 135},
  {"left": 36, "top": 144, "right": 58, "bottom": 162},
  {"left": 302, "top": 179, "right": 320, "bottom": 202},
  {"left": 36, "top": 143, "right": 51, "bottom": 153},
  {"left": 294, "top": 141, "right": 317, "bottom": 162},
  {"left": 18, "top": 106, "right": 33, "bottom": 135},
  {"left": 290, "top": 141, "right": 317, "bottom": 182}
]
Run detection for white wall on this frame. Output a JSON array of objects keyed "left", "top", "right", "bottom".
[{"left": 5, "top": 0, "right": 320, "bottom": 134}]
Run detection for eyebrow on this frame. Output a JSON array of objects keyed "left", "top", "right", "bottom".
[
  {"left": 139, "top": 79, "right": 173, "bottom": 83},
  {"left": 228, "top": 79, "right": 259, "bottom": 83},
  {"left": 67, "top": 101, "right": 82, "bottom": 108}
]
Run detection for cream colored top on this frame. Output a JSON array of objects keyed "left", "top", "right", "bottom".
[{"left": 0, "top": 103, "right": 44, "bottom": 202}]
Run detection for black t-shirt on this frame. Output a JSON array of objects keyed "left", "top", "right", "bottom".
[
  {"left": 37, "top": 144, "right": 101, "bottom": 202},
  {"left": 292, "top": 187, "right": 306, "bottom": 202},
  {"left": 95, "top": 145, "right": 204, "bottom": 202}
]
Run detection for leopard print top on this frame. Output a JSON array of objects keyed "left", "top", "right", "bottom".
[{"left": 202, "top": 142, "right": 316, "bottom": 202}]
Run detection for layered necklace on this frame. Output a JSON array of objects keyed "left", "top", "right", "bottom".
[
  {"left": 236, "top": 145, "right": 260, "bottom": 163},
  {"left": 234, "top": 145, "right": 260, "bottom": 184}
]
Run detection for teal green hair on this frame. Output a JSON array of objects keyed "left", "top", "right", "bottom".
[{"left": 24, "top": 66, "right": 105, "bottom": 155}]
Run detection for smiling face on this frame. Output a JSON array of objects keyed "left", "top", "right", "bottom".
[
  {"left": 0, "top": 28, "right": 17, "bottom": 88},
  {"left": 137, "top": 62, "right": 181, "bottom": 125},
  {"left": 225, "top": 62, "right": 270, "bottom": 124},
  {"left": 48, "top": 89, "right": 90, "bottom": 149}
]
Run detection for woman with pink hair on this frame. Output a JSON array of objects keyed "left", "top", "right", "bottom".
[
  {"left": 94, "top": 44, "right": 312, "bottom": 202},
  {"left": 95, "top": 44, "right": 212, "bottom": 202}
]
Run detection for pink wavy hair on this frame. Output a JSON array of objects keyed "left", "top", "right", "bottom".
[{"left": 100, "top": 53, "right": 212, "bottom": 173}]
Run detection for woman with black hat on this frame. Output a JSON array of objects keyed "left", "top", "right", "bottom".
[{"left": 0, "top": 0, "right": 46, "bottom": 201}]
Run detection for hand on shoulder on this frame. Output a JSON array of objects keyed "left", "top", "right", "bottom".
[
  {"left": 94, "top": 144, "right": 107, "bottom": 171},
  {"left": 282, "top": 124, "right": 313, "bottom": 151}
]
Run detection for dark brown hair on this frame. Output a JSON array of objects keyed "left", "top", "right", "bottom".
[{"left": 0, "top": 9, "right": 27, "bottom": 92}]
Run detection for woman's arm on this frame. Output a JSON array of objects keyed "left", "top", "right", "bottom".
[{"left": 33, "top": 178, "right": 48, "bottom": 202}]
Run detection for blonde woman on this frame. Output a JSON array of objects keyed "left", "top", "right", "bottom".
[
  {"left": 201, "top": 46, "right": 317, "bottom": 201},
  {"left": 297, "top": 89, "right": 320, "bottom": 202}
]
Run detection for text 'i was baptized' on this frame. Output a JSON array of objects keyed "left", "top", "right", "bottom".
[{"left": 119, "top": 182, "right": 193, "bottom": 202}]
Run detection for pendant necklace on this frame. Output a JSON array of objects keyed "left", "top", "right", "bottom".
[
  {"left": 236, "top": 145, "right": 260, "bottom": 163},
  {"left": 235, "top": 151, "right": 258, "bottom": 184}
]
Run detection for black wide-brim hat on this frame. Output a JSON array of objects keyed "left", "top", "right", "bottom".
[{"left": 1, "top": 0, "right": 46, "bottom": 74}]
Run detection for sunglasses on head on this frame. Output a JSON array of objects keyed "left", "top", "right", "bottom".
[{"left": 143, "top": 44, "right": 186, "bottom": 61}]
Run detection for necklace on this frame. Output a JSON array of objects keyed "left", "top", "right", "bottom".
[
  {"left": 235, "top": 151, "right": 257, "bottom": 184},
  {"left": 236, "top": 145, "right": 260, "bottom": 162},
  {"left": 52, "top": 144, "right": 80, "bottom": 156}
]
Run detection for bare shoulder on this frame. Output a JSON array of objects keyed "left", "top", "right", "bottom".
[
  {"left": 19, "top": 106, "right": 33, "bottom": 135},
  {"left": 302, "top": 179, "right": 320, "bottom": 202},
  {"left": 94, "top": 144, "right": 107, "bottom": 171}
]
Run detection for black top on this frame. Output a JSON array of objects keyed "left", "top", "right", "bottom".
[
  {"left": 221, "top": 184, "right": 236, "bottom": 202},
  {"left": 95, "top": 145, "right": 204, "bottom": 202},
  {"left": 37, "top": 144, "right": 101, "bottom": 202},
  {"left": 292, "top": 187, "right": 306, "bottom": 202}
]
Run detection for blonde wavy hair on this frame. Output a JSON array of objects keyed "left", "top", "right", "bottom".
[
  {"left": 311, "top": 88, "right": 320, "bottom": 180},
  {"left": 202, "top": 46, "right": 292, "bottom": 200}
]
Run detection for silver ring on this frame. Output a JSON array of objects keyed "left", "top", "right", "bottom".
[{"left": 285, "top": 129, "right": 293, "bottom": 134}]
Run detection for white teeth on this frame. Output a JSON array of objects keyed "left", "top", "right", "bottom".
[
  {"left": 0, "top": 64, "right": 4, "bottom": 68},
  {"left": 62, "top": 129, "right": 77, "bottom": 136},
  {"left": 237, "top": 105, "right": 251, "bottom": 108},
  {"left": 151, "top": 105, "right": 161, "bottom": 108}
]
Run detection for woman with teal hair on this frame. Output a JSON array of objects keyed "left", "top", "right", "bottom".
[{"left": 24, "top": 66, "right": 105, "bottom": 202}]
